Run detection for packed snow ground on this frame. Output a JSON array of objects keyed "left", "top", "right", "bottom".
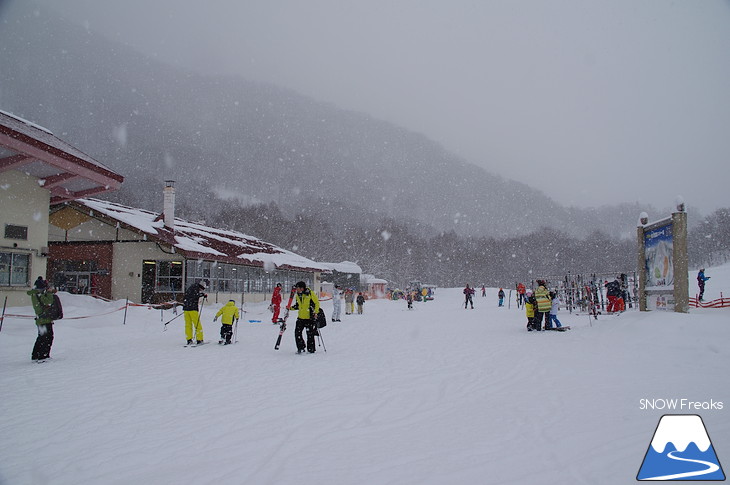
[{"left": 1, "top": 266, "right": 729, "bottom": 485}]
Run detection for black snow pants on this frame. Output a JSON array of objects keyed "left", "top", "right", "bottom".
[
  {"left": 32, "top": 323, "right": 54, "bottom": 360},
  {"left": 294, "top": 318, "right": 317, "bottom": 353},
  {"left": 220, "top": 324, "right": 233, "bottom": 343}
]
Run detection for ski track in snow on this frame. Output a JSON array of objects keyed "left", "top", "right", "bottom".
[{"left": 1, "top": 279, "right": 729, "bottom": 485}]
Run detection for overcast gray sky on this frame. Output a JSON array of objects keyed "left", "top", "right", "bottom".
[{"left": 23, "top": 0, "right": 730, "bottom": 214}]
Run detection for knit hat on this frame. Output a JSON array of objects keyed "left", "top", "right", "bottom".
[{"left": 34, "top": 277, "right": 48, "bottom": 290}]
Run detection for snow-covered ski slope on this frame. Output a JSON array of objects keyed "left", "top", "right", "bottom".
[{"left": 1, "top": 264, "right": 729, "bottom": 485}]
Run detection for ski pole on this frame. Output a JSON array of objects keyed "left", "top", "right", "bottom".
[
  {"left": 316, "top": 324, "right": 327, "bottom": 352},
  {"left": 0, "top": 296, "right": 7, "bottom": 333},
  {"left": 163, "top": 311, "right": 183, "bottom": 330},
  {"left": 234, "top": 318, "right": 239, "bottom": 344},
  {"left": 196, "top": 296, "right": 206, "bottom": 338}
]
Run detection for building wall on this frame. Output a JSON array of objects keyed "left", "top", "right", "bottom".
[
  {"left": 49, "top": 207, "right": 142, "bottom": 242},
  {"left": 112, "top": 241, "right": 182, "bottom": 303},
  {"left": 47, "top": 241, "right": 114, "bottom": 297},
  {"left": 0, "top": 170, "right": 49, "bottom": 307}
]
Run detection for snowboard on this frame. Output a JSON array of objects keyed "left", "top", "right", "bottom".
[{"left": 544, "top": 326, "right": 571, "bottom": 332}]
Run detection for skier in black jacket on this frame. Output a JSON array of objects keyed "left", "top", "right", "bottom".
[{"left": 183, "top": 279, "right": 208, "bottom": 345}]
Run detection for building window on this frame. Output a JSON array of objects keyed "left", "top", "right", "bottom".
[
  {"left": 156, "top": 261, "right": 183, "bottom": 292},
  {"left": 184, "top": 260, "right": 312, "bottom": 294},
  {"left": 4, "top": 224, "right": 28, "bottom": 240},
  {"left": 0, "top": 252, "right": 30, "bottom": 286}
]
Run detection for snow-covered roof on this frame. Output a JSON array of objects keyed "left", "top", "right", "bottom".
[
  {"left": 318, "top": 261, "right": 362, "bottom": 274},
  {"left": 74, "top": 198, "right": 330, "bottom": 273},
  {"left": 0, "top": 110, "right": 123, "bottom": 203},
  {"left": 360, "top": 273, "right": 388, "bottom": 285}
]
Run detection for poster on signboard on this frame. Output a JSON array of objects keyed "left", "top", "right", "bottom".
[{"left": 644, "top": 222, "right": 673, "bottom": 287}]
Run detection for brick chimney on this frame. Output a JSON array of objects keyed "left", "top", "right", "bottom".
[{"left": 163, "top": 180, "right": 176, "bottom": 230}]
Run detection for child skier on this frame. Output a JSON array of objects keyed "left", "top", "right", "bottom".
[
  {"left": 498, "top": 288, "right": 505, "bottom": 307},
  {"left": 214, "top": 299, "right": 240, "bottom": 345},
  {"left": 525, "top": 290, "right": 536, "bottom": 331},
  {"left": 548, "top": 291, "right": 563, "bottom": 328}
]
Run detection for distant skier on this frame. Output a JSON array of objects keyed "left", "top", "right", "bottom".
[
  {"left": 697, "top": 269, "right": 710, "bottom": 301},
  {"left": 270, "top": 283, "right": 283, "bottom": 324},
  {"left": 345, "top": 289, "right": 355, "bottom": 315},
  {"left": 214, "top": 299, "right": 240, "bottom": 345},
  {"left": 481, "top": 285, "right": 486, "bottom": 297},
  {"left": 498, "top": 288, "right": 505, "bottom": 307},
  {"left": 516, "top": 282, "right": 526, "bottom": 308},
  {"left": 332, "top": 285, "right": 343, "bottom": 322},
  {"left": 605, "top": 277, "right": 621, "bottom": 313},
  {"left": 463, "top": 284, "right": 475, "bottom": 309},
  {"left": 356, "top": 292, "right": 365, "bottom": 314},
  {"left": 406, "top": 292, "right": 413, "bottom": 310}
]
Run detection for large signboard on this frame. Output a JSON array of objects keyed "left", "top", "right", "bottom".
[
  {"left": 638, "top": 209, "right": 688, "bottom": 313},
  {"left": 644, "top": 222, "right": 673, "bottom": 288}
]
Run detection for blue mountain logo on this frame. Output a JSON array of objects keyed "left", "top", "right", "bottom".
[{"left": 637, "top": 414, "right": 725, "bottom": 481}]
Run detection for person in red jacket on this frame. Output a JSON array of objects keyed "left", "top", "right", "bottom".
[
  {"left": 516, "top": 282, "right": 526, "bottom": 308},
  {"left": 270, "top": 283, "right": 283, "bottom": 324}
]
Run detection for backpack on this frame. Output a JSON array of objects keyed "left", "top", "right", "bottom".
[
  {"left": 308, "top": 299, "right": 327, "bottom": 328},
  {"left": 314, "top": 308, "right": 327, "bottom": 328},
  {"left": 39, "top": 294, "right": 64, "bottom": 320}
]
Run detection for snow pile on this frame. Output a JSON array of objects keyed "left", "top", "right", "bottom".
[{"left": 0, "top": 265, "right": 728, "bottom": 484}]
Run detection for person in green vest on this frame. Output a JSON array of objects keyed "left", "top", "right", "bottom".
[
  {"left": 27, "top": 277, "right": 56, "bottom": 361},
  {"left": 534, "top": 280, "right": 552, "bottom": 331}
]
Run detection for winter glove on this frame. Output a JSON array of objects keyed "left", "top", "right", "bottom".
[{"left": 213, "top": 316, "right": 218, "bottom": 322}]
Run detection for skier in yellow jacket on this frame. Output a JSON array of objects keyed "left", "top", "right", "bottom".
[
  {"left": 292, "top": 281, "right": 320, "bottom": 353},
  {"left": 525, "top": 290, "right": 536, "bottom": 331},
  {"left": 214, "top": 300, "right": 240, "bottom": 345},
  {"left": 534, "top": 280, "right": 552, "bottom": 330}
]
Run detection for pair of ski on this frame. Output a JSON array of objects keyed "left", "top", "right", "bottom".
[{"left": 184, "top": 340, "right": 236, "bottom": 347}]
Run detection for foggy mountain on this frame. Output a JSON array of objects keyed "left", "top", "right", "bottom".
[{"left": 1, "top": 2, "right": 658, "bottom": 242}]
